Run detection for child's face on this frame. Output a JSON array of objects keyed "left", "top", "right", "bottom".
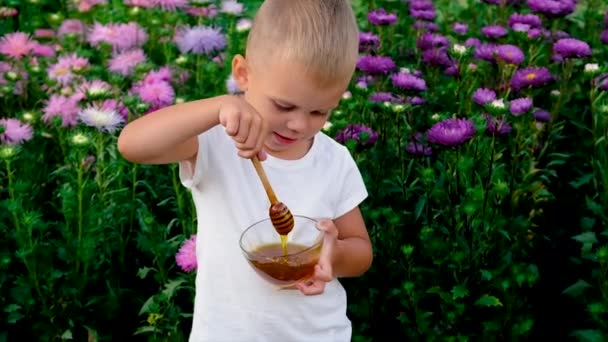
[{"left": 232, "top": 55, "right": 352, "bottom": 160}]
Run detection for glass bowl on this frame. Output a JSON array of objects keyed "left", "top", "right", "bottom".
[{"left": 239, "top": 215, "right": 323, "bottom": 287}]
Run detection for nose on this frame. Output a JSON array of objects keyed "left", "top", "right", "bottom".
[{"left": 285, "top": 111, "right": 308, "bottom": 133}]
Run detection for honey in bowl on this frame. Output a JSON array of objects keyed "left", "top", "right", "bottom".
[
  {"left": 239, "top": 215, "right": 323, "bottom": 287},
  {"left": 247, "top": 241, "right": 322, "bottom": 286}
]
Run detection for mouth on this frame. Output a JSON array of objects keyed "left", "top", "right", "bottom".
[{"left": 273, "top": 132, "right": 297, "bottom": 145}]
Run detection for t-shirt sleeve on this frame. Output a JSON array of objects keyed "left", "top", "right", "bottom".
[
  {"left": 178, "top": 124, "right": 223, "bottom": 190},
  {"left": 334, "top": 146, "right": 369, "bottom": 218}
]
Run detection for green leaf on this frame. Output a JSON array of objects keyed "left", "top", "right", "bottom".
[
  {"left": 133, "top": 326, "right": 158, "bottom": 336},
  {"left": 569, "top": 174, "right": 593, "bottom": 189},
  {"left": 451, "top": 285, "right": 469, "bottom": 300},
  {"left": 162, "top": 278, "right": 186, "bottom": 299},
  {"left": 138, "top": 295, "right": 156, "bottom": 316},
  {"left": 3, "top": 304, "right": 20, "bottom": 313},
  {"left": 415, "top": 196, "right": 426, "bottom": 220},
  {"left": 137, "top": 266, "right": 155, "bottom": 280},
  {"left": 480, "top": 269, "right": 493, "bottom": 281},
  {"left": 562, "top": 279, "right": 591, "bottom": 297},
  {"left": 474, "top": 295, "right": 503, "bottom": 307},
  {"left": 572, "top": 232, "right": 598, "bottom": 244},
  {"left": 570, "top": 329, "right": 605, "bottom": 342}
]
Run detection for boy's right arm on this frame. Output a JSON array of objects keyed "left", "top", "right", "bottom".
[{"left": 117, "top": 95, "right": 266, "bottom": 166}]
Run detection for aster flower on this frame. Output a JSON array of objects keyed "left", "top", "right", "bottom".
[
  {"left": 124, "top": 0, "right": 155, "bottom": 8},
  {"left": 533, "top": 109, "right": 551, "bottom": 122},
  {"left": 174, "top": 25, "right": 227, "bottom": 55},
  {"left": 495, "top": 44, "right": 525, "bottom": 64},
  {"left": 77, "top": 79, "right": 112, "bottom": 99},
  {"left": 483, "top": 114, "right": 512, "bottom": 136},
  {"left": 509, "top": 97, "right": 533, "bottom": 116},
  {"left": 131, "top": 80, "right": 175, "bottom": 112},
  {"left": 410, "top": 0, "right": 435, "bottom": 10},
  {"left": 359, "top": 32, "right": 381, "bottom": 52},
  {"left": 58, "top": 19, "right": 86, "bottom": 40},
  {"left": 108, "top": 49, "right": 146, "bottom": 76},
  {"left": 368, "top": 8, "right": 397, "bottom": 25},
  {"left": 427, "top": 118, "right": 476, "bottom": 147},
  {"left": 0, "top": 118, "right": 33, "bottom": 145},
  {"left": 78, "top": 105, "right": 125, "bottom": 133},
  {"left": 553, "top": 38, "right": 591, "bottom": 59},
  {"left": 416, "top": 32, "right": 450, "bottom": 51},
  {"left": 155, "top": 0, "right": 188, "bottom": 11},
  {"left": 220, "top": 0, "right": 243, "bottom": 15},
  {"left": 31, "top": 43, "right": 55, "bottom": 57},
  {"left": 410, "top": 9, "right": 436, "bottom": 21},
  {"left": 356, "top": 55, "right": 395, "bottom": 75},
  {"left": 508, "top": 13, "right": 542, "bottom": 29},
  {"left": 391, "top": 72, "right": 427, "bottom": 91},
  {"left": 452, "top": 22, "right": 468, "bottom": 35},
  {"left": 0, "top": 32, "right": 34, "bottom": 59},
  {"left": 472, "top": 88, "right": 497, "bottom": 106},
  {"left": 481, "top": 25, "right": 508, "bottom": 39},
  {"left": 406, "top": 141, "right": 433, "bottom": 156},
  {"left": 369, "top": 92, "right": 403, "bottom": 104},
  {"left": 42, "top": 94, "right": 81, "bottom": 127},
  {"left": 511, "top": 66, "right": 554, "bottom": 91},
  {"left": 176, "top": 235, "right": 197, "bottom": 272},
  {"left": 601, "top": 30, "right": 608, "bottom": 45},
  {"left": 527, "top": 0, "right": 577, "bottom": 18},
  {"left": 47, "top": 53, "right": 90, "bottom": 86},
  {"left": 335, "top": 124, "right": 378, "bottom": 147}
]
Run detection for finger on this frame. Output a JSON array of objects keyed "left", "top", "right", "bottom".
[
  {"left": 258, "top": 149, "right": 267, "bottom": 161},
  {"left": 223, "top": 113, "right": 240, "bottom": 136},
  {"left": 234, "top": 114, "right": 252, "bottom": 143},
  {"left": 297, "top": 279, "right": 325, "bottom": 295},
  {"left": 243, "top": 115, "right": 261, "bottom": 149},
  {"left": 254, "top": 121, "right": 269, "bottom": 157}
]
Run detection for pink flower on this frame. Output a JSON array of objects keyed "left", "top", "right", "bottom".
[
  {"left": 131, "top": 79, "right": 175, "bottom": 112},
  {"left": 155, "top": 0, "right": 188, "bottom": 11},
  {"left": 0, "top": 118, "right": 33, "bottom": 145},
  {"left": 108, "top": 48, "right": 146, "bottom": 76},
  {"left": 47, "top": 53, "right": 89, "bottom": 85},
  {"left": 0, "top": 32, "right": 34, "bottom": 59},
  {"left": 31, "top": 43, "right": 56, "bottom": 57},
  {"left": 87, "top": 22, "right": 147, "bottom": 53},
  {"left": 42, "top": 94, "right": 81, "bottom": 127},
  {"left": 176, "top": 235, "right": 197, "bottom": 272},
  {"left": 58, "top": 19, "right": 86, "bottom": 40}
]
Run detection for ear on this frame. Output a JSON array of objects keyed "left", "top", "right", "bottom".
[{"left": 231, "top": 54, "right": 249, "bottom": 92}]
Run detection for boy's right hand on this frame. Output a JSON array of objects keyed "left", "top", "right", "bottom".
[{"left": 218, "top": 95, "right": 268, "bottom": 160}]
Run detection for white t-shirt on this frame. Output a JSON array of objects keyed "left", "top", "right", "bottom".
[{"left": 179, "top": 124, "right": 368, "bottom": 342}]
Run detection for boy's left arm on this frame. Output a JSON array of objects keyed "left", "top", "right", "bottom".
[{"left": 331, "top": 206, "right": 373, "bottom": 277}]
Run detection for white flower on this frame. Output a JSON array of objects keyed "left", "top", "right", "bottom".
[
  {"left": 490, "top": 99, "right": 505, "bottom": 109},
  {"left": 70, "top": 133, "right": 90, "bottom": 146},
  {"left": 322, "top": 122, "right": 333, "bottom": 131},
  {"left": 236, "top": 18, "right": 252, "bottom": 32},
  {"left": 78, "top": 107, "right": 124, "bottom": 133},
  {"left": 584, "top": 63, "right": 599, "bottom": 74},
  {"left": 220, "top": 0, "right": 243, "bottom": 15},
  {"left": 452, "top": 44, "right": 467, "bottom": 55}
]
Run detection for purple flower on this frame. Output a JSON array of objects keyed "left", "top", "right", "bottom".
[
  {"left": 406, "top": 141, "right": 433, "bottom": 156},
  {"left": 508, "top": 13, "right": 542, "bottom": 29},
  {"left": 427, "top": 118, "right": 476, "bottom": 147},
  {"left": 368, "top": 8, "right": 397, "bottom": 25},
  {"left": 173, "top": 25, "right": 226, "bottom": 55},
  {"left": 356, "top": 55, "right": 396, "bottom": 75},
  {"left": 511, "top": 67, "right": 554, "bottom": 91},
  {"left": 410, "top": 0, "right": 435, "bottom": 10},
  {"left": 359, "top": 32, "right": 380, "bottom": 52},
  {"left": 452, "top": 22, "right": 468, "bottom": 35},
  {"left": 553, "top": 38, "right": 591, "bottom": 58},
  {"left": 413, "top": 21, "right": 438, "bottom": 32},
  {"left": 369, "top": 92, "right": 403, "bottom": 104},
  {"left": 484, "top": 114, "right": 512, "bottom": 136},
  {"left": 335, "top": 124, "right": 378, "bottom": 147},
  {"left": 422, "top": 48, "right": 453, "bottom": 68},
  {"left": 482, "top": 25, "right": 509, "bottom": 39},
  {"left": 509, "top": 97, "right": 533, "bottom": 115},
  {"left": 601, "top": 30, "right": 608, "bottom": 45},
  {"left": 416, "top": 33, "right": 450, "bottom": 51},
  {"left": 176, "top": 234, "right": 197, "bottom": 272},
  {"left": 527, "top": 0, "right": 577, "bottom": 18},
  {"left": 496, "top": 44, "right": 525, "bottom": 64},
  {"left": 391, "top": 72, "right": 427, "bottom": 91},
  {"left": 472, "top": 88, "right": 497, "bottom": 105},
  {"left": 410, "top": 9, "right": 436, "bottom": 21},
  {"left": 533, "top": 109, "right": 551, "bottom": 122},
  {"left": 474, "top": 43, "right": 499, "bottom": 62},
  {"left": 0, "top": 118, "right": 33, "bottom": 145}
]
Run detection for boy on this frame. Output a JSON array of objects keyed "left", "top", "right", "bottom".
[{"left": 117, "top": 0, "right": 373, "bottom": 340}]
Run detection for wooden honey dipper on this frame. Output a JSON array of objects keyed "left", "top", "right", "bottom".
[{"left": 251, "top": 156, "right": 294, "bottom": 236}]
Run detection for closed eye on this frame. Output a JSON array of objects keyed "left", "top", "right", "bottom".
[{"left": 273, "top": 102, "right": 295, "bottom": 111}]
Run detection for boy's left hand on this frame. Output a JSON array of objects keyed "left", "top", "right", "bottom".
[{"left": 297, "top": 219, "right": 338, "bottom": 296}]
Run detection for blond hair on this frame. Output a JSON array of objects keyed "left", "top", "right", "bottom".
[{"left": 245, "top": 0, "right": 360, "bottom": 87}]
